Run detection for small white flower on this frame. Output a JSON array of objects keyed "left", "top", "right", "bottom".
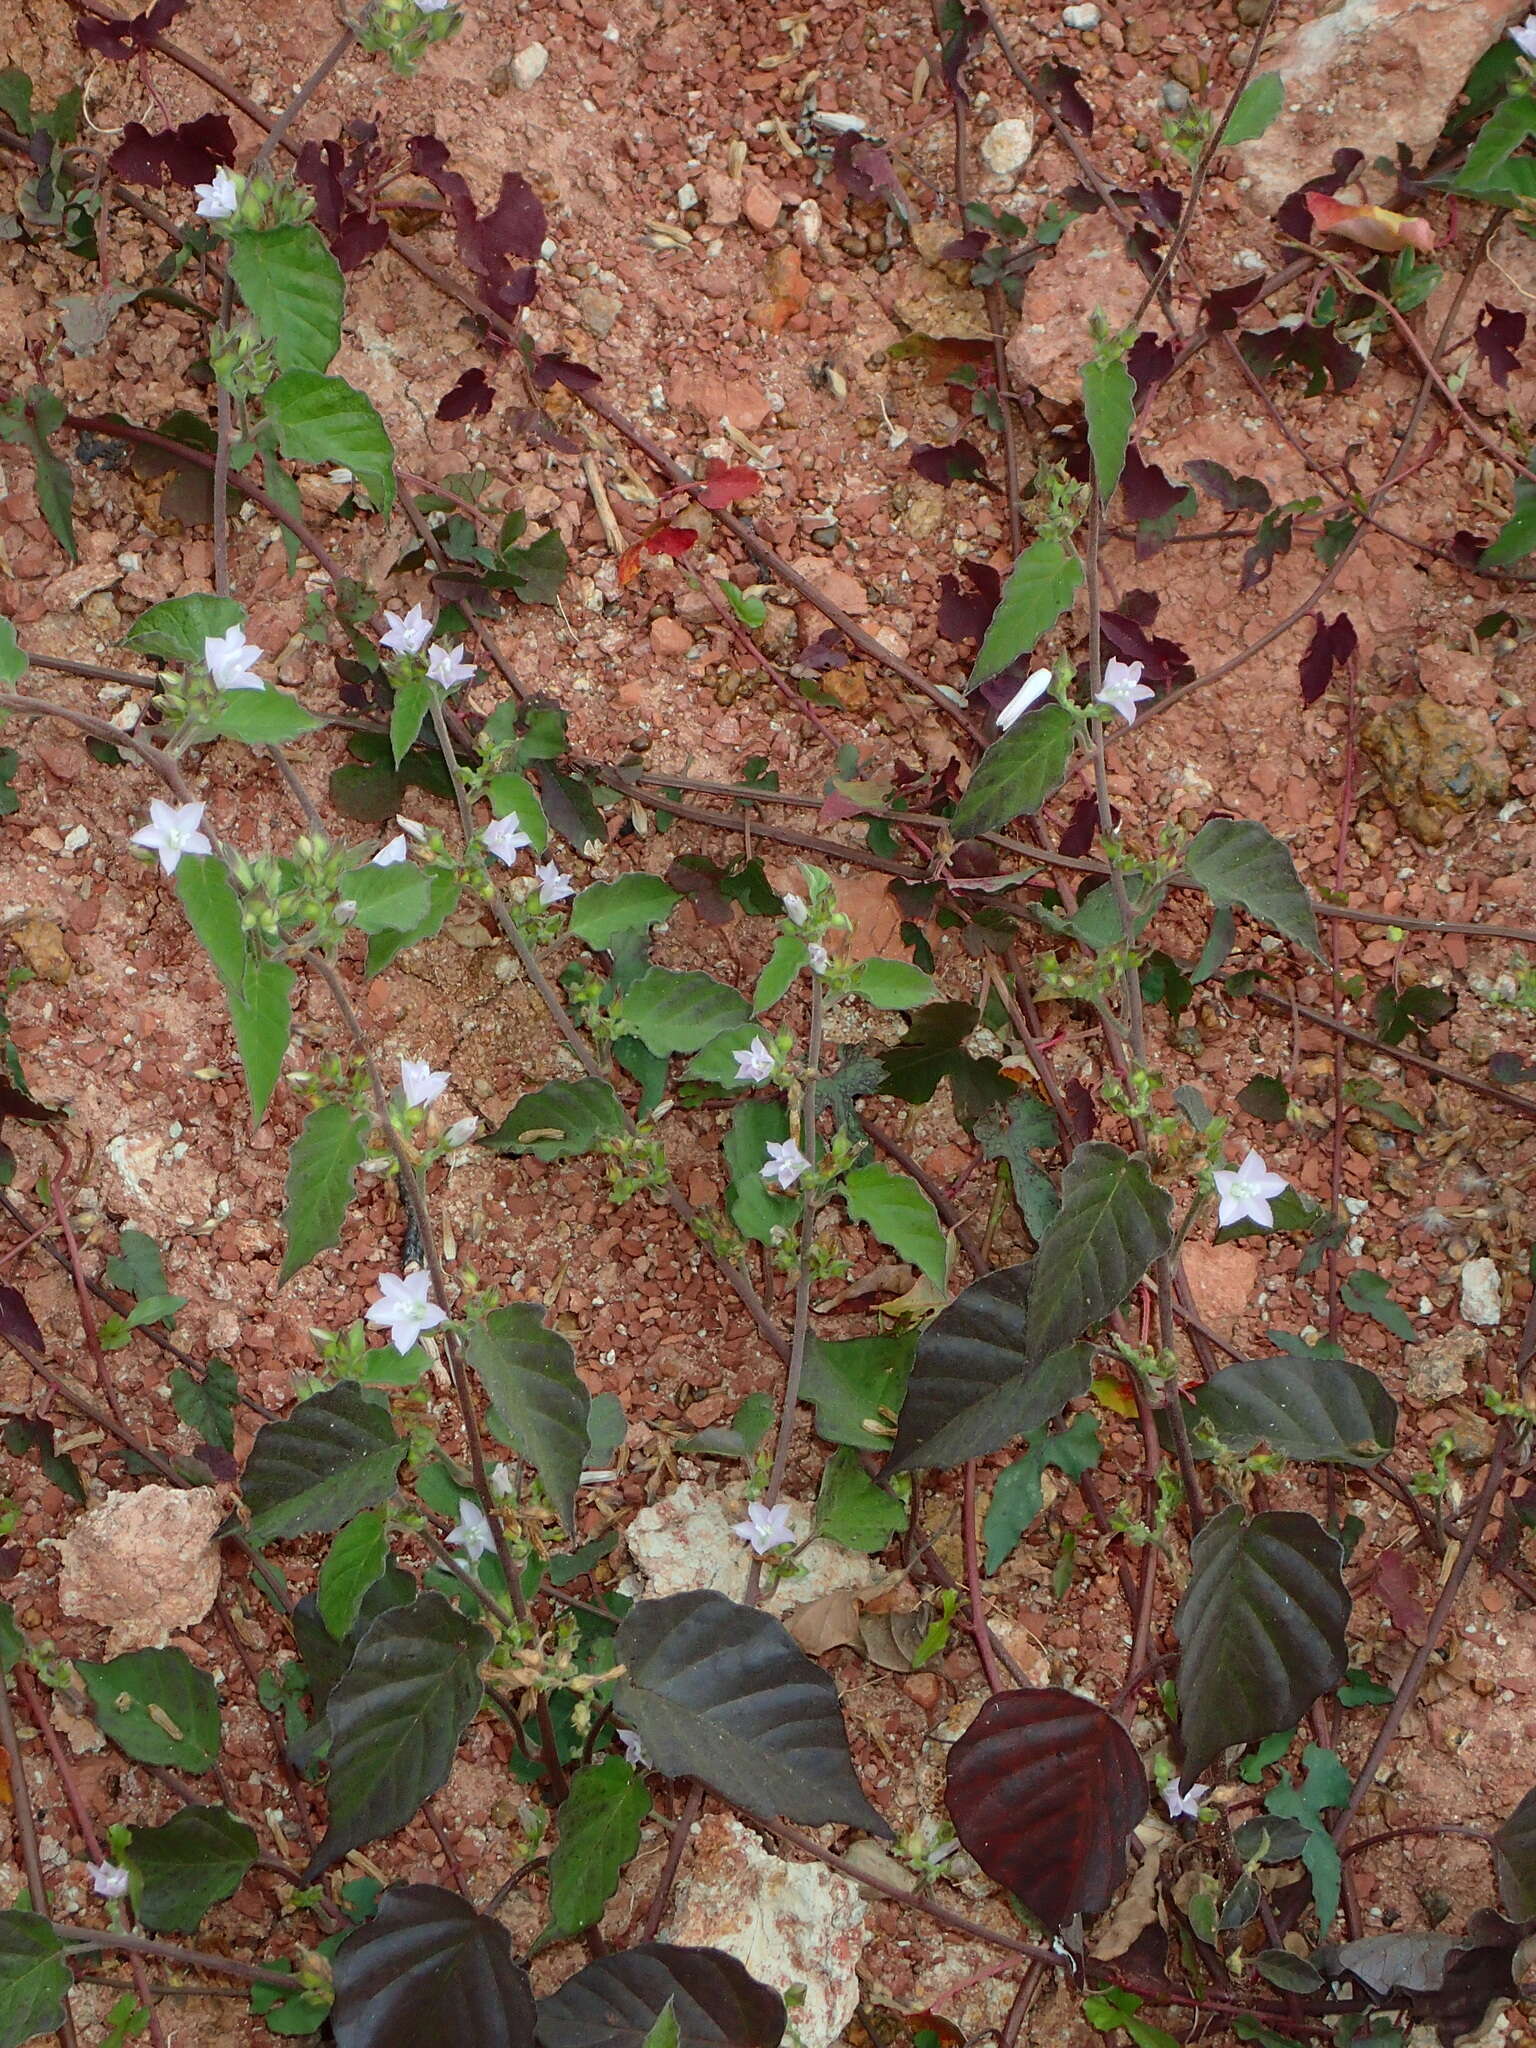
[
  {"left": 761, "top": 1138, "right": 811, "bottom": 1190},
  {"left": 380, "top": 604, "right": 434, "bottom": 657},
  {"left": 335, "top": 898, "right": 358, "bottom": 925},
  {"left": 995, "top": 665, "right": 1053, "bottom": 731},
  {"left": 733, "top": 1037, "right": 776, "bottom": 1084},
  {"left": 1510, "top": 12, "right": 1536, "bottom": 57},
  {"left": 417, "top": 0, "right": 453, "bottom": 12},
  {"left": 1212, "top": 1149, "right": 1289, "bottom": 1231},
  {"left": 443, "top": 1115, "right": 480, "bottom": 1149},
  {"left": 534, "top": 859, "right": 575, "bottom": 907},
  {"left": 372, "top": 833, "right": 409, "bottom": 867},
  {"left": 193, "top": 167, "right": 240, "bottom": 220},
  {"left": 399, "top": 1056, "right": 449, "bottom": 1109},
  {"left": 130, "top": 798, "right": 212, "bottom": 875},
  {"left": 203, "top": 625, "right": 264, "bottom": 692},
  {"left": 489, "top": 1461, "right": 516, "bottom": 1500},
  {"left": 1094, "top": 657, "right": 1156, "bottom": 726},
  {"left": 426, "top": 641, "right": 476, "bottom": 690},
  {"left": 806, "top": 942, "right": 831, "bottom": 976},
  {"left": 618, "top": 1729, "right": 649, "bottom": 1769},
  {"left": 481, "top": 815, "right": 533, "bottom": 866},
  {"left": 782, "top": 892, "right": 809, "bottom": 926},
  {"left": 448, "top": 1497, "right": 496, "bottom": 1563},
  {"left": 1164, "top": 1781, "right": 1209, "bottom": 1822},
  {"left": 88, "top": 1860, "right": 132, "bottom": 1900},
  {"left": 731, "top": 1500, "right": 796, "bottom": 1555},
  {"left": 366, "top": 1269, "right": 448, "bottom": 1353}
]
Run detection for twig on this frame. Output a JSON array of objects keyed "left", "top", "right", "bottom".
[
  {"left": 0, "top": 1682, "right": 79, "bottom": 2047},
  {"left": 963, "top": 1458, "right": 1004, "bottom": 1693},
  {"left": 580, "top": 452, "right": 626, "bottom": 557}
]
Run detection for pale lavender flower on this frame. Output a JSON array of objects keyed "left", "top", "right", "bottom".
[
  {"left": 481, "top": 815, "right": 533, "bottom": 866},
  {"left": 1164, "top": 1781, "right": 1209, "bottom": 1821},
  {"left": 733, "top": 1037, "right": 776, "bottom": 1084},
  {"left": 380, "top": 604, "right": 434, "bottom": 657},
  {"left": 996, "top": 665, "right": 1052, "bottom": 731},
  {"left": 426, "top": 641, "right": 476, "bottom": 689},
  {"left": 731, "top": 1500, "right": 795, "bottom": 1555},
  {"left": 130, "top": 799, "right": 212, "bottom": 875},
  {"left": 534, "top": 860, "right": 575, "bottom": 907},
  {"left": 372, "top": 834, "right": 409, "bottom": 866},
  {"left": 1510, "top": 12, "right": 1536, "bottom": 57},
  {"left": 806, "top": 942, "right": 831, "bottom": 976},
  {"left": 761, "top": 1138, "right": 810, "bottom": 1190},
  {"left": 194, "top": 167, "right": 240, "bottom": 220},
  {"left": 618, "top": 1729, "right": 649, "bottom": 1768},
  {"left": 1094, "top": 657, "right": 1155, "bottom": 726},
  {"left": 399, "top": 1056, "right": 449, "bottom": 1109},
  {"left": 782, "top": 892, "right": 809, "bottom": 925},
  {"left": 448, "top": 1497, "right": 495, "bottom": 1563},
  {"left": 1213, "top": 1150, "right": 1289, "bottom": 1230},
  {"left": 88, "top": 1861, "right": 132, "bottom": 1900}
]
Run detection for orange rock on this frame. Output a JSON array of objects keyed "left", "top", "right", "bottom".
[
  {"left": 1180, "top": 1242, "right": 1259, "bottom": 1333},
  {"left": 752, "top": 245, "right": 810, "bottom": 334},
  {"left": 649, "top": 615, "right": 694, "bottom": 656}
]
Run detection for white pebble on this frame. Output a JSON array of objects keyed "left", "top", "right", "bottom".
[
  {"left": 1063, "top": 2, "right": 1100, "bottom": 24},
  {"left": 677, "top": 183, "right": 699, "bottom": 211},
  {"left": 511, "top": 42, "right": 549, "bottom": 90},
  {"left": 61, "top": 825, "right": 89, "bottom": 854},
  {"left": 1460, "top": 1257, "right": 1503, "bottom": 1328},
  {"left": 980, "top": 115, "right": 1036, "bottom": 179},
  {"left": 792, "top": 198, "right": 823, "bottom": 251}
]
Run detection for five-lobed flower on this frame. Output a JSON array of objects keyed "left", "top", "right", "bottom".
[
  {"left": 193, "top": 167, "right": 240, "bottom": 220},
  {"left": 1212, "top": 1149, "right": 1289, "bottom": 1231},
  {"left": 448, "top": 1497, "right": 495, "bottom": 1563},
  {"left": 88, "top": 1860, "right": 132, "bottom": 1900},
  {"left": 130, "top": 799, "right": 212, "bottom": 875},
  {"left": 380, "top": 604, "right": 434, "bottom": 657},
  {"left": 1093, "top": 657, "right": 1155, "bottom": 726},
  {"left": 366, "top": 1268, "right": 448, "bottom": 1353},
  {"left": 203, "top": 625, "right": 265, "bottom": 692},
  {"left": 734, "top": 1037, "right": 776, "bottom": 1084},
  {"left": 731, "top": 1500, "right": 795, "bottom": 1555},
  {"left": 399, "top": 1056, "right": 449, "bottom": 1109},
  {"left": 761, "top": 1138, "right": 810, "bottom": 1190},
  {"left": 426, "top": 641, "right": 476, "bottom": 690},
  {"left": 534, "top": 860, "right": 575, "bottom": 907},
  {"left": 1164, "top": 1781, "right": 1208, "bottom": 1822},
  {"left": 482, "top": 815, "right": 533, "bottom": 867},
  {"left": 1511, "top": 12, "right": 1536, "bottom": 57}
]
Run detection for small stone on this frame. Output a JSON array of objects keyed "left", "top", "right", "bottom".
[
  {"left": 1181, "top": 1242, "right": 1258, "bottom": 1332},
  {"left": 1161, "top": 80, "right": 1191, "bottom": 112},
  {"left": 791, "top": 198, "right": 823, "bottom": 251},
  {"left": 1405, "top": 1328, "right": 1484, "bottom": 1408},
  {"left": 649, "top": 616, "right": 694, "bottom": 657},
  {"left": 1460, "top": 1257, "right": 1502, "bottom": 1328},
  {"left": 700, "top": 172, "right": 742, "bottom": 227},
  {"left": 1062, "top": 2, "right": 1101, "bottom": 24},
  {"left": 676, "top": 182, "right": 699, "bottom": 213},
  {"left": 7, "top": 916, "right": 71, "bottom": 986},
  {"left": 510, "top": 42, "right": 549, "bottom": 90},
  {"left": 61, "top": 825, "right": 89, "bottom": 855},
  {"left": 59, "top": 1485, "right": 225, "bottom": 1654},
  {"left": 979, "top": 114, "right": 1036, "bottom": 180},
  {"left": 575, "top": 287, "right": 622, "bottom": 340},
  {"left": 742, "top": 182, "right": 782, "bottom": 233},
  {"left": 789, "top": 555, "right": 868, "bottom": 617}
]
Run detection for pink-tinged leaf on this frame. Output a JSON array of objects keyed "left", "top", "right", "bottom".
[
  {"left": 831, "top": 137, "right": 911, "bottom": 220},
  {"left": 940, "top": 4, "right": 988, "bottom": 93},
  {"left": 909, "top": 439, "right": 990, "bottom": 488},
  {"left": 1475, "top": 304, "right": 1526, "bottom": 389},
  {"left": 616, "top": 541, "right": 645, "bottom": 588},
  {"left": 532, "top": 351, "right": 601, "bottom": 395},
  {"left": 1274, "top": 148, "right": 1364, "bottom": 240},
  {"left": 1298, "top": 611, "right": 1357, "bottom": 706},
  {"left": 0, "top": 1284, "right": 45, "bottom": 1364},
  {"left": 109, "top": 113, "right": 236, "bottom": 190},
  {"left": 1305, "top": 191, "right": 1435, "bottom": 255},
  {"left": 76, "top": 0, "right": 188, "bottom": 60},
  {"left": 644, "top": 526, "right": 698, "bottom": 562},
  {"left": 946, "top": 1689, "right": 1148, "bottom": 1930},
  {"left": 698, "top": 461, "right": 761, "bottom": 509},
  {"left": 436, "top": 368, "right": 494, "bottom": 421}
]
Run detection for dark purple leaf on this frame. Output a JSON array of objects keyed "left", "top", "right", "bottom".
[
  {"left": 108, "top": 114, "right": 236, "bottom": 190},
  {"left": 1185, "top": 459, "right": 1271, "bottom": 515},
  {"left": 1241, "top": 508, "right": 1299, "bottom": 591},
  {"left": 1138, "top": 179, "right": 1183, "bottom": 233},
  {"left": 665, "top": 856, "right": 733, "bottom": 928},
  {"left": 332, "top": 1884, "right": 535, "bottom": 2048},
  {"left": 1100, "top": 607, "right": 1192, "bottom": 688},
  {"left": 946, "top": 1689, "right": 1148, "bottom": 1930},
  {"left": 939, "top": 4, "right": 988, "bottom": 95},
  {"left": 1200, "top": 277, "right": 1267, "bottom": 335},
  {"left": 1126, "top": 222, "right": 1165, "bottom": 282},
  {"left": 333, "top": 214, "right": 390, "bottom": 271},
  {"left": 536, "top": 1942, "right": 786, "bottom": 2048},
  {"left": 1450, "top": 529, "right": 1491, "bottom": 568},
  {"left": 798, "top": 631, "right": 850, "bottom": 673},
  {"left": 436, "top": 368, "right": 495, "bottom": 422},
  {"left": 192, "top": 1443, "right": 239, "bottom": 1482},
  {"left": 76, "top": 0, "right": 188, "bottom": 60},
  {"left": 1037, "top": 62, "right": 1094, "bottom": 136},
  {"left": 531, "top": 351, "right": 601, "bottom": 395},
  {"left": 830, "top": 138, "right": 911, "bottom": 221},
  {"left": 407, "top": 135, "right": 544, "bottom": 322},
  {"left": 0, "top": 1283, "right": 45, "bottom": 1363},
  {"left": 1275, "top": 149, "right": 1365, "bottom": 240},
  {"left": 1118, "top": 587, "right": 1160, "bottom": 627},
  {"left": 1059, "top": 792, "right": 1104, "bottom": 857},
  {"left": 1475, "top": 304, "right": 1526, "bottom": 389},
  {"left": 1126, "top": 332, "right": 1175, "bottom": 411},
  {"left": 1298, "top": 611, "right": 1358, "bottom": 706},
  {"left": 1064, "top": 1077, "right": 1096, "bottom": 1140},
  {"left": 0, "top": 1077, "right": 65, "bottom": 1127},
  {"left": 939, "top": 230, "right": 989, "bottom": 263},
  {"left": 936, "top": 561, "right": 1000, "bottom": 647},
  {"left": 1120, "top": 445, "right": 1186, "bottom": 526},
  {"left": 296, "top": 133, "right": 387, "bottom": 272},
  {"left": 1489, "top": 1049, "right": 1536, "bottom": 1089},
  {"left": 0, "top": 1547, "right": 21, "bottom": 1580},
  {"left": 909, "top": 439, "right": 989, "bottom": 487}
]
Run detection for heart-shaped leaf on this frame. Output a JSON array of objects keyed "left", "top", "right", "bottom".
[
  {"left": 1174, "top": 1507, "right": 1350, "bottom": 1785},
  {"left": 1024, "top": 1142, "right": 1173, "bottom": 1363},
  {"left": 620, "top": 970, "right": 752, "bottom": 1058},
  {"left": 304, "top": 1591, "right": 490, "bottom": 1879},
  {"left": 127, "top": 1805, "right": 257, "bottom": 1933},
  {"left": 482, "top": 1078, "right": 626, "bottom": 1162},
  {"left": 464, "top": 1303, "right": 589, "bottom": 1535},
  {"left": 945, "top": 1688, "right": 1148, "bottom": 1929},
  {"left": 1181, "top": 1355, "right": 1397, "bottom": 1467},
  {"left": 332, "top": 1884, "right": 535, "bottom": 2048},
  {"left": 241, "top": 1383, "right": 404, "bottom": 1547},
  {"left": 884, "top": 1263, "right": 1090, "bottom": 1475},
  {"left": 1495, "top": 1784, "right": 1536, "bottom": 1918},
  {"left": 0, "top": 1912, "right": 70, "bottom": 2048},
  {"left": 613, "top": 1590, "right": 889, "bottom": 1835},
  {"left": 1185, "top": 817, "right": 1321, "bottom": 958},
  {"left": 78, "top": 1647, "right": 221, "bottom": 1773},
  {"left": 278, "top": 1102, "right": 367, "bottom": 1285},
  {"left": 548, "top": 1756, "right": 652, "bottom": 1938},
  {"left": 536, "top": 1943, "right": 785, "bottom": 2048}
]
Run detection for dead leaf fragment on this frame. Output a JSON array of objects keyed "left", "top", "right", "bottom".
[
  {"left": 787, "top": 1588, "right": 864, "bottom": 1654},
  {"left": 1305, "top": 192, "right": 1435, "bottom": 255},
  {"left": 58, "top": 1484, "right": 225, "bottom": 1654}
]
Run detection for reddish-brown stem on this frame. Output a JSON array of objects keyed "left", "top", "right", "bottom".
[{"left": 963, "top": 1459, "right": 1004, "bottom": 1694}]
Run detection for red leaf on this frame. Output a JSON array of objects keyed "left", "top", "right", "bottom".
[
  {"left": 0, "top": 1284, "right": 45, "bottom": 1365},
  {"left": 946, "top": 1689, "right": 1148, "bottom": 1930},
  {"left": 436, "top": 368, "right": 495, "bottom": 421},
  {"left": 1298, "top": 611, "right": 1358, "bottom": 707},
  {"left": 1275, "top": 149, "right": 1365, "bottom": 241},
  {"left": 644, "top": 526, "right": 698, "bottom": 562},
  {"left": 616, "top": 542, "right": 645, "bottom": 587},
  {"left": 1475, "top": 304, "right": 1526, "bottom": 390},
  {"left": 76, "top": 0, "right": 188, "bottom": 60},
  {"left": 1369, "top": 1549, "right": 1427, "bottom": 1643},
  {"left": 698, "top": 461, "right": 760, "bottom": 509},
  {"left": 109, "top": 113, "right": 235, "bottom": 191}
]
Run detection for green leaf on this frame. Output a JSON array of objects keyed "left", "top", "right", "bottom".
[
  {"left": 547, "top": 1756, "right": 652, "bottom": 1937},
  {"left": 1454, "top": 89, "right": 1536, "bottom": 196},
  {"left": 124, "top": 593, "right": 245, "bottom": 667},
  {"left": 801, "top": 1332, "right": 914, "bottom": 1451},
  {"left": 976, "top": 1093, "right": 1060, "bottom": 1243},
  {"left": 0, "top": 618, "right": 26, "bottom": 685},
  {"left": 1174, "top": 1508, "right": 1350, "bottom": 1785},
  {"left": 347, "top": 862, "right": 432, "bottom": 936},
  {"left": 305, "top": 1593, "right": 489, "bottom": 1879},
  {"left": 0, "top": 1912, "right": 69, "bottom": 2048},
  {"left": 683, "top": 1020, "right": 778, "bottom": 1089},
  {"left": 753, "top": 933, "right": 808, "bottom": 1013},
  {"left": 570, "top": 875, "right": 680, "bottom": 950},
  {"left": 318, "top": 1510, "right": 389, "bottom": 1641},
  {"left": 365, "top": 867, "right": 460, "bottom": 976},
  {"left": 1082, "top": 352, "right": 1135, "bottom": 502},
  {"left": 265, "top": 371, "right": 396, "bottom": 517},
  {"left": 487, "top": 770, "right": 550, "bottom": 855},
  {"left": 0, "top": 388, "right": 76, "bottom": 561},
  {"left": 204, "top": 687, "right": 324, "bottom": 746},
  {"left": 1265, "top": 1745, "right": 1351, "bottom": 1934},
  {"left": 841, "top": 1164, "right": 947, "bottom": 1287},
  {"left": 1221, "top": 69, "right": 1284, "bottom": 147},
  {"left": 643, "top": 2004, "right": 680, "bottom": 2048},
  {"left": 620, "top": 968, "right": 751, "bottom": 1057},
  {"left": 1340, "top": 1267, "right": 1417, "bottom": 1343},
  {"left": 814, "top": 1449, "right": 908, "bottom": 1552},
  {"left": 1025, "top": 1142, "right": 1173, "bottom": 1361},
  {"left": 464, "top": 1304, "right": 589, "bottom": 1535},
  {"left": 982, "top": 1412, "right": 1101, "bottom": 1572},
  {"left": 278, "top": 1103, "right": 366, "bottom": 1286},
  {"left": 1185, "top": 817, "right": 1321, "bottom": 958},
  {"left": 538, "top": 1947, "right": 784, "bottom": 2048},
  {"left": 174, "top": 852, "right": 248, "bottom": 999},
  {"left": 969, "top": 536, "right": 1082, "bottom": 687},
  {"left": 0, "top": 1602, "right": 24, "bottom": 1676},
  {"left": 724, "top": 1098, "right": 794, "bottom": 1246},
  {"left": 79, "top": 1647, "right": 221, "bottom": 1772},
  {"left": 482, "top": 1076, "right": 626, "bottom": 1161},
  {"left": 227, "top": 223, "right": 344, "bottom": 374},
  {"left": 1183, "top": 1355, "right": 1398, "bottom": 1467},
  {"left": 951, "top": 704, "right": 1075, "bottom": 840},
  {"left": 1480, "top": 478, "right": 1536, "bottom": 569},
  {"left": 228, "top": 957, "right": 294, "bottom": 1127},
  {"left": 128, "top": 1805, "right": 257, "bottom": 1933},
  {"left": 389, "top": 676, "right": 431, "bottom": 767},
  {"left": 850, "top": 957, "right": 938, "bottom": 1010},
  {"left": 242, "top": 1383, "right": 404, "bottom": 1547},
  {"left": 170, "top": 1358, "right": 238, "bottom": 1453},
  {"left": 886, "top": 1262, "right": 1092, "bottom": 1475}
]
